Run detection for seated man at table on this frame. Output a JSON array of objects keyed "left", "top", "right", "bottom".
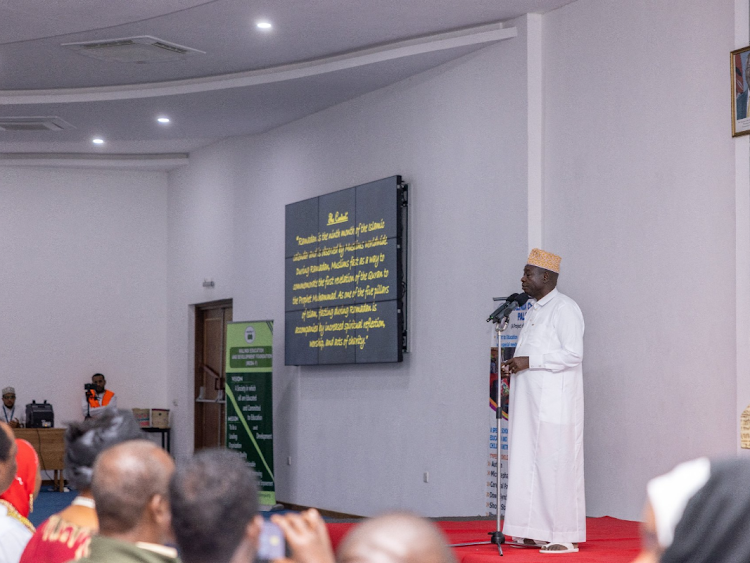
[
  {"left": 81, "top": 374, "right": 117, "bottom": 419},
  {"left": 2, "top": 388, "right": 21, "bottom": 429}
]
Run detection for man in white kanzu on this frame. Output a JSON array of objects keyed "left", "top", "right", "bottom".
[
  {"left": 0, "top": 421, "right": 32, "bottom": 562},
  {"left": 501, "top": 248, "right": 585, "bottom": 554},
  {"left": 1, "top": 389, "right": 20, "bottom": 428}
]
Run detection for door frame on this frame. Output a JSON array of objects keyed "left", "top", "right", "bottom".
[{"left": 193, "top": 298, "right": 232, "bottom": 451}]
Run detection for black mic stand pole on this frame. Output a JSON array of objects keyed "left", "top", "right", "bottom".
[
  {"left": 85, "top": 390, "right": 92, "bottom": 420},
  {"left": 449, "top": 317, "right": 507, "bottom": 556}
]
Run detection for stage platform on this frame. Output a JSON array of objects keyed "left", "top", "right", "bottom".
[{"left": 327, "top": 517, "right": 641, "bottom": 562}]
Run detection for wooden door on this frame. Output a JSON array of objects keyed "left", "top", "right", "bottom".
[{"left": 194, "top": 299, "right": 232, "bottom": 450}]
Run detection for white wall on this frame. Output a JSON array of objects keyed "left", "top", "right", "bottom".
[
  {"left": 166, "top": 20, "right": 533, "bottom": 516},
  {"left": 735, "top": 0, "right": 750, "bottom": 459},
  {"left": 166, "top": 143, "right": 237, "bottom": 457},
  {"left": 0, "top": 166, "right": 169, "bottom": 427},
  {"left": 543, "top": 0, "right": 737, "bottom": 519}
]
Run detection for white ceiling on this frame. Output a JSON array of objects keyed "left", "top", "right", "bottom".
[{"left": 0, "top": 0, "right": 576, "bottom": 162}]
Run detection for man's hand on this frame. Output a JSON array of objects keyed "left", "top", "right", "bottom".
[
  {"left": 271, "top": 508, "right": 335, "bottom": 563},
  {"left": 9, "top": 419, "right": 19, "bottom": 429},
  {"left": 501, "top": 357, "right": 530, "bottom": 375}
]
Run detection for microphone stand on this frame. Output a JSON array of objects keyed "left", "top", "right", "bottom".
[
  {"left": 85, "top": 390, "right": 92, "bottom": 420},
  {"left": 449, "top": 316, "right": 507, "bottom": 557}
]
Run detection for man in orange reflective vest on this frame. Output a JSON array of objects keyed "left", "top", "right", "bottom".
[{"left": 82, "top": 373, "right": 117, "bottom": 419}]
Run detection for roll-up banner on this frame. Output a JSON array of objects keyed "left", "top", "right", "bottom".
[
  {"left": 486, "top": 305, "right": 529, "bottom": 516},
  {"left": 225, "top": 320, "right": 275, "bottom": 506}
]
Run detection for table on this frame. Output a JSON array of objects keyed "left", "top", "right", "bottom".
[
  {"left": 14, "top": 428, "right": 66, "bottom": 492},
  {"left": 142, "top": 427, "right": 171, "bottom": 453}
]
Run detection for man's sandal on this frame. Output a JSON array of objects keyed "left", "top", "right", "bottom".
[{"left": 540, "top": 542, "right": 579, "bottom": 554}]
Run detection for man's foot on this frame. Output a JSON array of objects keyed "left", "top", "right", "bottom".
[
  {"left": 539, "top": 542, "right": 579, "bottom": 554},
  {"left": 509, "top": 537, "right": 546, "bottom": 547}
]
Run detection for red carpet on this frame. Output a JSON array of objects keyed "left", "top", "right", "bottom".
[{"left": 327, "top": 517, "right": 640, "bottom": 562}]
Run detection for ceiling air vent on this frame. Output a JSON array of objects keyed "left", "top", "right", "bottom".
[
  {"left": 0, "top": 117, "right": 74, "bottom": 132},
  {"left": 62, "top": 36, "right": 205, "bottom": 63}
]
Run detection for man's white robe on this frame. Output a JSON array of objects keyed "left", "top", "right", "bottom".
[
  {"left": 503, "top": 288, "right": 586, "bottom": 544},
  {"left": 0, "top": 503, "right": 32, "bottom": 563}
]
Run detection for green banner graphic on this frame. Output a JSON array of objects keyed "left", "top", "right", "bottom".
[{"left": 226, "top": 321, "right": 275, "bottom": 506}]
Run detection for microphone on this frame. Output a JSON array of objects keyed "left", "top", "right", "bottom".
[
  {"left": 486, "top": 292, "right": 530, "bottom": 323},
  {"left": 487, "top": 293, "right": 520, "bottom": 322}
]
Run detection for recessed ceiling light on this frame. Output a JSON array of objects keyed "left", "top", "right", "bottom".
[
  {"left": 157, "top": 116, "right": 171, "bottom": 124},
  {"left": 256, "top": 21, "right": 272, "bottom": 30},
  {"left": 92, "top": 137, "right": 105, "bottom": 145}
]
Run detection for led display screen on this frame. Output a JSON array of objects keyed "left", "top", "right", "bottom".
[{"left": 284, "top": 176, "right": 407, "bottom": 365}]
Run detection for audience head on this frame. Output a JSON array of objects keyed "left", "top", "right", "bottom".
[
  {"left": 0, "top": 422, "right": 17, "bottom": 494},
  {"left": 170, "top": 448, "right": 261, "bottom": 563},
  {"left": 660, "top": 458, "right": 750, "bottom": 563},
  {"left": 91, "top": 440, "right": 175, "bottom": 544},
  {"left": 65, "top": 408, "right": 144, "bottom": 492},
  {"left": 337, "top": 512, "right": 456, "bottom": 563}
]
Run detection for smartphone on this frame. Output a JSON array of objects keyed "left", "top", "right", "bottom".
[{"left": 256, "top": 520, "right": 287, "bottom": 562}]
